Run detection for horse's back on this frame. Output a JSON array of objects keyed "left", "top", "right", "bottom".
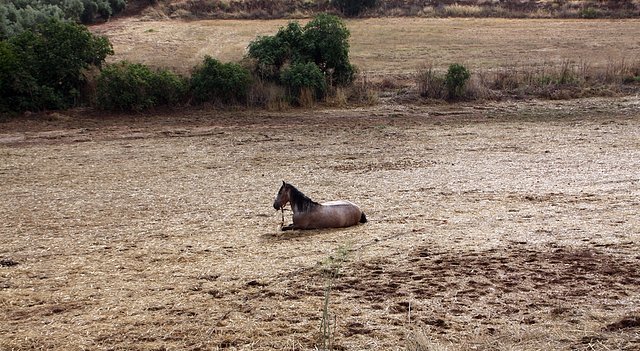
[
  {"left": 321, "top": 200, "right": 357, "bottom": 207},
  {"left": 290, "top": 199, "right": 366, "bottom": 230},
  {"left": 309, "top": 200, "right": 362, "bottom": 228}
]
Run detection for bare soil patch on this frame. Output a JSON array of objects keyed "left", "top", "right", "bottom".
[{"left": 1, "top": 97, "right": 639, "bottom": 350}]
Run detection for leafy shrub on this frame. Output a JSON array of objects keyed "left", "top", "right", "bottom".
[
  {"left": 247, "top": 14, "right": 354, "bottom": 87},
  {"left": 0, "top": 19, "right": 112, "bottom": 112},
  {"left": 148, "top": 69, "right": 188, "bottom": 106},
  {"left": 280, "top": 62, "right": 327, "bottom": 105},
  {"left": 445, "top": 63, "right": 471, "bottom": 99},
  {"left": 331, "top": 0, "right": 377, "bottom": 17},
  {"left": 96, "top": 61, "right": 186, "bottom": 111},
  {"left": 579, "top": 7, "right": 599, "bottom": 19},
  {"left": 247, "top": 22, "right": 303, "bottom": 80},
  {"left": 190, "top": 55, "right": 252, "bottom": 104},
  {"left": 302, "top": 13, "right": 355, "bottom": 85}
]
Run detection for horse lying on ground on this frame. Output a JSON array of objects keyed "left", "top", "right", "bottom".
[{"left": 273, "top": 181, "right": 367, "bottom": 231}]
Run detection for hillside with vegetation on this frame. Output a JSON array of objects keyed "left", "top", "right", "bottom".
[{"left": 135, "top": 0, "right": 640, "bottom": 19}]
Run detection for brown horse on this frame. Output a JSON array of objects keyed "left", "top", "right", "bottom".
[{"left": 273, "top": 181, "right": 367, "bottom": 231}]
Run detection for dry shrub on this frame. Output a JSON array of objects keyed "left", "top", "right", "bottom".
[
  {"left": 413, "top": 57, "right": 639, "bottom": 102},
  {"left": 465, "top": 72, "right": 494, "bottom": 100},
  {"left": 378, "top": 76, "right": 402, "bottom": 90},
  {"left": 492, "top": 66, "right": 521, "bottom": 90},
  {"left": 440, "top": 4, "right": 484, "bottom": 17},
  {"left": 602, "top": 59, "right": 640, "bottom": 84},
  {"left": 247, "top": 79, "right": 288, "bottom": 110},
  {"left": 298, "top": 87, "right": 316, "bottom": 108},
  {"left": 344, "top": 75, "right": 379, "bottom": 105},
  {"left": 327, "top": 86, "right": 348, "bottom": 107},
  {"left": 416, "top": 64, "right": 445, "bottom": 99}
]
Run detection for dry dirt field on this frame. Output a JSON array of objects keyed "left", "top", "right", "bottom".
[
  {"left": 3, "top": 15, "right": 640, "bottom": 351},
  {"left": 1, "top": 96, "right": 640, "bottom": 350}
]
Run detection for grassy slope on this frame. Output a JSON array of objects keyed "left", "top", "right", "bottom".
[{"left": 128, "top": 0, "right": 640, "bottom": 20}]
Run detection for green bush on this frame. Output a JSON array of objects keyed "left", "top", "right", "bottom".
[
  {"left": 247, "top": 14, "right": 354, "bottom": 87},
  {"left": 0, "top": 19, "right": 112, "bottom": 112},
  {"left": 96, "top": 61, "right": 186, "bottom": 111},
  {"left": 190, "top": 55, "right": 252, "bottom": 104},
  {"left": 579, "top": 7, "right": 599, "bottom": 19},
  {"left": 623, "top": 75, "right": 640, "bottom": 84},
  {"left": 246, "top": 22, "right": 303, "bottom": 80},
  {"left": 280, "top": 62, "right": 327, "bottom": 104},
  {"left": 331, "top": 0, "right": 377, "bottom": 17},
  {"left": 148, "top": 69, "right": 188, "bottom": 106},
  {"left": 302, "top": 14, "right": 355, "bottom": 85},
  {"left": 445, "top": 63, "right": 471, "bottom": 99}
]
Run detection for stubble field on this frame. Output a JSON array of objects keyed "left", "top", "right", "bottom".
[
  {"left": 2, "top": 16, "right": 640, "bottom": 351},
  {"left": 92, "top": 17, "right": 640, "bottom": 76}
]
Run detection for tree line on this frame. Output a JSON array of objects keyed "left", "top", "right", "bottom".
[
  {"left": 1, "top": 0, "right": 125, "bottom": 39},
  {"left": 0, "top": 12, "right": 359, "bottom": 113}
]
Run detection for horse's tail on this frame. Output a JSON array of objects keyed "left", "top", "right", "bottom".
[{"left": 360, "top": 212, "right": 368, "bottom": 223}]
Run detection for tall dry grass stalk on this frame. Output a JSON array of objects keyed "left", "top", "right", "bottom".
[
  {"left": 247, "top": 79, "right": 289, "bottom": 110},
  {"left": 298, "top": 87, "right": 316, "bottom": 108},
  {"left": 318, "top": 245, "right": 349, "bottom": 351},
  {"left": 440, "top": 4, "right": 484, "bottom": 17},
  {"left": 416, "top": 64, "right": 445, "bottom": 99},
  {"left": 347, "top": 74, "right": 379, "bottom": 105}
]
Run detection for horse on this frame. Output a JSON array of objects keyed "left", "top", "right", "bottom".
[{"left": 273, "top": 181, "right": 367, "bottom": 231}]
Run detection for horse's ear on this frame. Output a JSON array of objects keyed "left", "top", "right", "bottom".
[{"left": 282, "top": 180, "right": 286, "bottom": 186}]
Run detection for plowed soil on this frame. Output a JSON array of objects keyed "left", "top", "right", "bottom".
[{"left": 1, "top": 97, "right": 639, "bottom": 350}]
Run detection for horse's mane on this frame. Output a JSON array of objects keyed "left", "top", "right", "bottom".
[{"left": 288, "top": 184, "right": 319, "bottom": 213}]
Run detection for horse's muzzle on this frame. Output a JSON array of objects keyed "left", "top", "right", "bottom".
[{"left": 273, "top": 202, "right": 281, "bottom": 210}]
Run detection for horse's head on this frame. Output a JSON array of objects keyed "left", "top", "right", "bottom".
[{"left": 273, "top": 181, "right": 290, "bottom": 210}]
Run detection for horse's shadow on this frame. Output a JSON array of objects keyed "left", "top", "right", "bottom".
[{"left": 259, "top": 226, "right": 342, "bottom": 241}]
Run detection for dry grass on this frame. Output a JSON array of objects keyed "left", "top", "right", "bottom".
[
  {"left": 92, "top": 17, "right": 640, "bottom": 77},
  {"left": 415, "top": 58, "right": 640, "bottom": 101},
  {"left": 1, "top": 97, "right": 640, "bottom": 350},
  {"left": 89, "top": 17, "right": 640, "bottom": 105}
]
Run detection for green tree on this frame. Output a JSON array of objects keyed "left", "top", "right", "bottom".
[
  {"left": 247, "top": 14, "right": 354, "bottom": 87},
  {"left": 1, "top": 19, "right": 113, "bottom": 111},
  {"left": 0, "top": 41, "right": 21, "bottom": 112},
  {"left": 246, "top": 22, "right": 303, "bottom": 80},
  {"left": 301, "top": 13, "right": 354, "bottom": 85},
  {"left": 0, "top": 3, "right": 65, "bottom": 39},
  {"left": 0, "top": 0, "right": 127, "bottom": 38}
]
